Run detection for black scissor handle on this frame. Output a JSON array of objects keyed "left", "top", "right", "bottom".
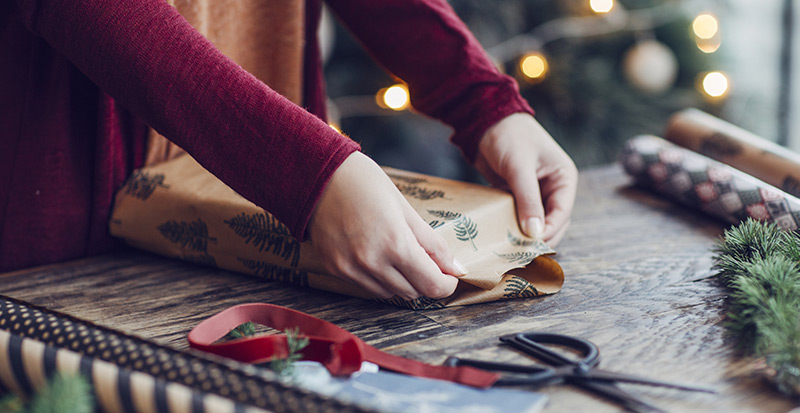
[
  {"left": 443, "top": 356, "right": 563, "bottom": 386},
  {"left": 500, "top": 332, "right": 600, "bottom": 369}
]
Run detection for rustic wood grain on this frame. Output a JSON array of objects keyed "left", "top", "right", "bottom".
[{"left": 1, "top": 164, "right": 795, "bottom": 412}]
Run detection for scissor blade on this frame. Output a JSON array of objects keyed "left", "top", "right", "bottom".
[
  {"left": 571, "top": 378, "right": 666, "bottom": 413},
  {"left": 586, "top": 370, "right": 717, "bottom": 394}
]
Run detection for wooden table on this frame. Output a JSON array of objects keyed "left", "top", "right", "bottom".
[{"left": 1, "top": 164, "right": 794, "bottom": 412}]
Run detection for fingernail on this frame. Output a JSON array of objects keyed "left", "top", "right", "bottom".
[
  {"left": 452, "top": 258, "right": 468, "bottom": 276},
  {"left": 524, "top": 217, "right": 544, "bottom": 239}
]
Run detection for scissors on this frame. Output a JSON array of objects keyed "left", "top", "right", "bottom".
[{"left": 444, "top": 332, "right": 716, "bottom": 413}]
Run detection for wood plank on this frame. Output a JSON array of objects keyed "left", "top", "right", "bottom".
[{"left": 1, "top": 164, "right": 793, "bottom": 412}]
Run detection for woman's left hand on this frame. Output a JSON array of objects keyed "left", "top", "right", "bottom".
[{"left": 474, "top": 113, "right": 578, "bottom": 246}]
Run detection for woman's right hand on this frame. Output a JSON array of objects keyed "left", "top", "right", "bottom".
[{"left": 307, "top": 152, "right": 467, "bottom": 300}]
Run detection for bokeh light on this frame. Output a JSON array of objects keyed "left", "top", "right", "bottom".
[
  {"left": 378, "top": 84, "right": 410, "bottom": 111},
  {"left": 692, "top": 14, "right": 719, "bottom": 40},
  {"left": 590, "top": 0, "right": 614, "bottom": 14},
  {"left": 701, "top": 71, "right": 729, "bottom": 98},
  {"left": 519, "top": 53, "right": 549, "bottom": 82}
]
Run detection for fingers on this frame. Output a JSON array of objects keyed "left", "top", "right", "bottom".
[
  {"left": 308, "top": 152, "right": 461, "bottom": 301},
  {"left": 539, "top": 166, "right": 578, "bottom": 242},
  {"left": 475, "top": 113, "right": 577, "bottom": 244},
  {"left": 402, "top": 200, "right": 468, "bottom": 277},
  {"left": 392, "top": 239, "right": 460, "bottom": 299},
  {"left": 505, "top": 163, "right": 546, "bottom": 240}
]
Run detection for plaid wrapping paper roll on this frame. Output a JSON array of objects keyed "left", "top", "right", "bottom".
[
  {"left": 0, "top": 295, "right": 374, "bottom": 413},
  {"left": 620, "top": 135, "right": 800, "bottom": 230},
  {"left": 110, "top": 155, "right": 564, "bottom": 309}
]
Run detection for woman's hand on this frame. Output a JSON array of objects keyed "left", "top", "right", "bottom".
[
  {"left": 308, "top": 152, "right": 467, "bottom": 300},
  {"left": 474, "top": 113, "right": 578, "bottom": 246}
]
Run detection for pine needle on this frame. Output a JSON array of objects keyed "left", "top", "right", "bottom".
[
  {"left": 227, "top": 321, "right": 257, "bottom": 339},
  {"left": 270, "top": 327, "right": 309, "bottom": 377},
  {"left": 713, "top": 218, "right": 800, "bottom": 394},
  {"left": 29, "top": 373, "right": 93, "bottom": 413},
  {"left": 225, "top": 322, "right": 309, "bottom": 377}
]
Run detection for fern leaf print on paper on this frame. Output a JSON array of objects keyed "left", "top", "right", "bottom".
[
  {"left": 426, "top": 210, "right": 460, "bottom": 231},
  {"left": 496, "top": 251, "right": 536, "bottom": 265},
  {"left": 237, "top": 258, "right": 309, "bottom": 286},
  {"left": 225, "top": 212, "right": 300, "bottom": 268},
  {"left": 386, "top": 173, "right": 428, "bottom": 185},
  {"left": 427, "top": 209, "right": 462, "bottom": 220},
  {"left": 122, "top": 170, "right": 169, "bottom": 200},
  {"left": 158, "top": 219, "right": 216, "bottom": 253},
  {"left": 453, "top": 215, "right": 479, "bottom": 251},
  {"left": 180, "top": 252, "right": 217, "bottom": 268},
  {"left": 382, "top": 296, "right": 446, "bottom": 310},
  {"left": 395, "top": 184, "right": 445, "bottom": 200},
  {"left": 503, "top": 275, "right": 540, "bottom": 299},
  {"left": 428, "top": 220, "right": 445, "bottom": 229},
  {"left": 507, "top": 230, "right": 535, "bottom": 247}
]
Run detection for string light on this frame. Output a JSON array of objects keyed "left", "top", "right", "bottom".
[
  {"left": 692, "top": 13, "right": 720, "bottom": 53},
  {"left": 519, "top": 52, "right": 549, "bottom": 82},
  {"left": 692, "top": 14, "right": 718, "bottom": 39},
  {"left": 376, "top": 84, "right": 410, "bottom": 111},
  {"left": 699, "top": 71, "right": 729, "bottom": 99},
  {"left": 590, "top": 0, "right": 614, "bottom": 14},
  {"left": 696, "top": 37, "right": 721, "bottom": 54}
]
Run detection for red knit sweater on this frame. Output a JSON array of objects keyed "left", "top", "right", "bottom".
[{"left": 0, "top": 0, "right": 533, "bottom": 272}]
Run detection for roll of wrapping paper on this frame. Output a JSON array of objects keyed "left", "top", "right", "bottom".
[
  {"left": 0, "top": 295, "right": 372, "bottom": 413},
  {"left": 665, "top": 108, "right": 800, "bottom": 199},
  {"left": 620, "top": 135, "right": 800, "bottom": 231}
]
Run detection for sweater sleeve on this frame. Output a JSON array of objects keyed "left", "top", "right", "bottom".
[
  {"left": 14, "top": 0, "right": 359, "bottom": 240},
  {"left": 325, "top": 0, "right": 533, "bottom": 162}
]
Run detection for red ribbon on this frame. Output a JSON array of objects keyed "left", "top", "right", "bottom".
[{"left": 188, "top": 303, "right": 499, "bottom": 388}]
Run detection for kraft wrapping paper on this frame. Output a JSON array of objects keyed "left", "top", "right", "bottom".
[
  {"left": 0, "top": 295, "right": 370, "bottom": 413},
  {"left": 620, "top": 135, "right": 800, "bottom": 230},
  {"left": 666, "top": 108, "right": 800, "bottom": 199},
  {"left": 109, "top": 155, "right": 564, "bottom": 309}
]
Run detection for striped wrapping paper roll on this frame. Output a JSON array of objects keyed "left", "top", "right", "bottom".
[
  {"left": 0, "top": 329, "right": 264, "bottom": 413},
  {"left": 0, "top": 295, "right": 373, "bottom": 413},
  {"left": 620, "top": 135, "right": 800, "bottom": 230}
]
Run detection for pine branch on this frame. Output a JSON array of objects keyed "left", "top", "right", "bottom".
[
  {"left": 0, "top": 394, "right": 23, "bottom": 413},
  {"left": 713, "top": 218, "right": 800, "bottom": 395},
  {"left": 269, "top": 328, "right": 309, "bottom": 378},
  {"left": 224, "top": 323, "right": 309, "bottom": 378},
  {"left": 0, "top": 373, "right": 94, "bottom": 413},
  {"left": 29, "top": 373, "right": 93, "bottom": 413},
  {"left": 227, "top": 322, "right": 257, "bottom": 339}
]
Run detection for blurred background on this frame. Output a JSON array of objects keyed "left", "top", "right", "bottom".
[{"left": 321, "top": 0, "right": 793, "bottom": 182}]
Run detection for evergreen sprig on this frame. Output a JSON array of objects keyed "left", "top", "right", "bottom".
[
  {"left": 0, "top": 373, "right": 93, "bottom": 413},
  {"left": 713, "top": 219, "right": 800, "bottom": 395},
  {"left": 226, "top": 321, "right": 257, "bottom": 339},
  {"left": 269, "top": 327, "right": 310, "bottom": 377},
  {"left": 225, "top": 323, "right": 309, "bottom": 378}
]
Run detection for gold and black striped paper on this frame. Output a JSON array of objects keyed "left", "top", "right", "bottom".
[{"left": 0, "top": 295, "right": 373, "bottom": 413}]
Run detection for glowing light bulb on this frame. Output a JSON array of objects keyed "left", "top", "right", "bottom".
[
  {"left": 701, "top": 71, "right": 729, "bottom": 98},
  {"left": 519, "top": 53, "right": 548, "bottom": 82},
  {"left": 693, "top": 14, "right": 718, "bottom": 40},
  {"left": 590, "top": 0, "right": 614, "bottom": 14},
  {"left": 696, "top": 37, "right": 721, "bottom": 54},
  {"left": 379, "top": 84, "right": 410, "bottom": 111}
]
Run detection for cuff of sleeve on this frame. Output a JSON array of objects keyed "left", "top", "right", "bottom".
[
  {"left": 291, "top": 139, "right": 361, "bottom": 242},
  {"left": 449, "top": 84, "right": 534, "bottom": 163}
]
